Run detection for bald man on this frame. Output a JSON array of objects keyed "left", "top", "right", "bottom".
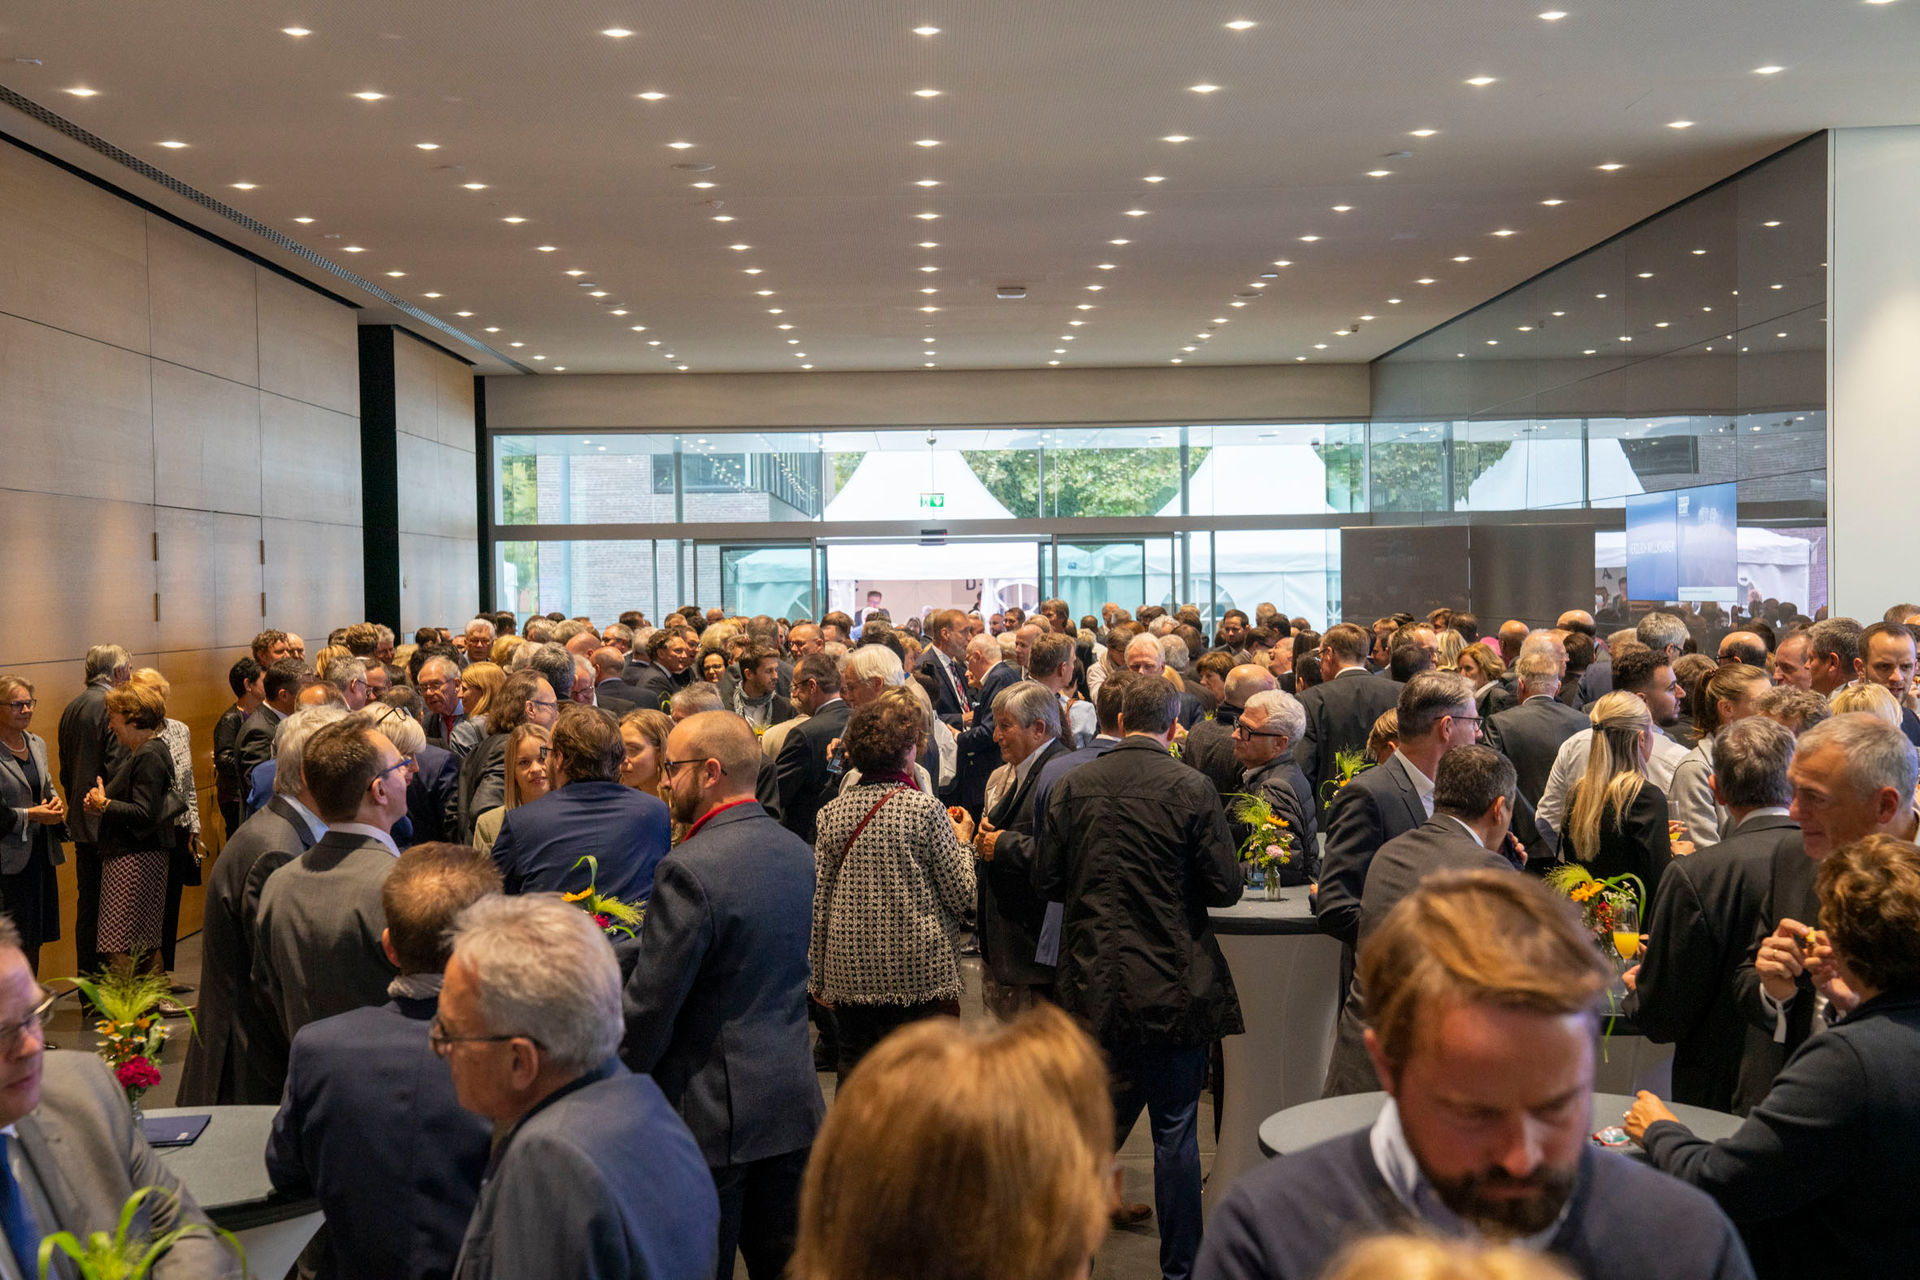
[
  {"left": 1497, "top": 619, "right": 1530, "bottom": 667},
  {"left": 1718, "top": 631, "right": 1769, "bottom": 668},
  {"left": 1184, "top": 664, "right": 1276, "bottom": 801}
]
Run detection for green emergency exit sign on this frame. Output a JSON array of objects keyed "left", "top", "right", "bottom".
[{"left": 919, "top": 492, "right": 945, "bottom": 509}]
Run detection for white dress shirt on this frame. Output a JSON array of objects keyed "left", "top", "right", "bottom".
[
  {"left": 327, "top": 822, "right": 400, "bottom": 857},
  {"left": 1371, "top": 1098, "right": 1567, "bottom": 1249},
  {"left": 1391, "top": 750, "right": 1437, "bottom": 819}
]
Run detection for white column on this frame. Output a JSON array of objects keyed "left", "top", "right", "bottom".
[{"left": 1829, "top": 126, "right": 1920, "bottom": 617}]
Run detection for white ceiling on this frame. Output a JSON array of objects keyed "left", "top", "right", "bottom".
[{"left": 2, "top": 0, "right": 1917, "bottom": 376}]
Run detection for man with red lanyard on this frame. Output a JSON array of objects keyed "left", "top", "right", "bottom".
[{"left": 619, "top": 710, "right": 825, "bottom": 1280}]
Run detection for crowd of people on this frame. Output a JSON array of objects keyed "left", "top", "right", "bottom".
[{"left": 0, "top": 592, "right": 1917, "bottom": 1280}]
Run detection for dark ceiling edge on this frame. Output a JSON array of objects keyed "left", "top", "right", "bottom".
[
  {"left": 1374, "top": 131, "right": 1828, "bottom": 364},
  {"left": 0, "top": 84, "right": 535, "bottom": 375}
]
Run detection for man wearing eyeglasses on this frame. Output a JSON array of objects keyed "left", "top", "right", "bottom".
[
  {"left": 443, "top": 895, "right": 718, "bottom": 1280},
  {"left": 1230, "top": 690, "right": 1318, "bottom": 882},
  {"left": 254, "top": 721, "right": 411, "bottom": 1042},
  {"left": 0, "top": 914, "right": 236, "bottom": 1277}
]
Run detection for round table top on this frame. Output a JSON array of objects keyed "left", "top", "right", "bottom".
[
  {"left": 146, "top": 1105, "right": 315, "bottom": 1229},
  {"left": 1257, "top": 1091, "right": 1744, "bottom": 1158},
  {"left": 1209, "top": 893, "right": 1320, "bottom": 935}
]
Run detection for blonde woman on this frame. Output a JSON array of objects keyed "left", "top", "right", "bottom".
[
  {"left": 1436, "top": 628, "right": 1467, "bottom": 672},
  {"left": 452, "top": 661, "right": 506, "bottom": 758},
  {"left": 618, "top": 708, "right": 671, "bottom": 799},
  {"left": 1564, "top": 691, "right": 1674, "bottom": 894},
  {"left": 130, "top": 667, "right": 200, "bottom": 985},
  {"left": 489, "top": 634, "right": 527, "bottom": 667},
  {"left": 471, "top": 723, "right": 552, "bottom": 857},
  {"left": 1829, "top": 681, "right": 1902, "bottom": 725},
  {"left": 1323, "top": 1236, "right": 1572, "bottom": 1280},
  {"left": 790, "top": 1005, "right": 1114, "bottom": 1280}
]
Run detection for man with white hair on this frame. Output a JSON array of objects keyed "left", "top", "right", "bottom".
[
  {"left": 972, "top": 682, "right": 1071, "bottom": 1016},
  {"left": 1125, "top": 634, "right": 1204, "bottom": 729},
  {"left": 462, "top": 618, "right": 496, "bottom": 667},
  {"left": 1232, "top": 689, "right": 1318, "bottom": 874},
  {"left": 443, "top": 896, "right": 718, "bottom": 1279},
  {"left": 1185, "top": 663, "right": 1276, "bottom": 800}
]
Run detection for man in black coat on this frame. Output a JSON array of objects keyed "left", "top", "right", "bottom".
[
  {"left": 1291, "top": 623, "right": 1401, "bottom": 808},
  {"left": 235, "top": 658, "right": 306, "bottom": 781},
  {"left": 950, "top": 633, "right": 1025, "bottom": 816},
  {"left": 632, "top": 628, "right": 696, "bottom": 713},
  {"left": 1183, "top": 664, "right": 1275, "bottom": 802},
  {"left": 971, "top": 683, "right": 1070, "bottom": 1016},
  {"left": 1484, "top": 651, "right": 1589, "bottom": 869},
  {"left": 1323, "top": 747, "right": 1520, "bottom": 1096},
  {"left": 1626, "top": 717, "right": 1802, "bottom": 1115},
  {"left": 773, "top": 655, "right": 850, "bottom": 847},
  {"left": 622, "top": 713, "right": 824, "bottom": 1280},
  {"left": 56, "top": 643, "right": 130, "bottom": 973},
  {"left": 591, "top": 648, "right": 642, "bottom": 716},
  {"left": 1230, "top": 689, "right": 1318, "bottom": 880},
  {"left": 1034, "top": 676, "right": 1241, "bottom": 1280}
]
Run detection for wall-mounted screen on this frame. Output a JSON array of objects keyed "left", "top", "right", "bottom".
[{"left": 1625, "top": 481, "right": 1738, "bottom": 603}]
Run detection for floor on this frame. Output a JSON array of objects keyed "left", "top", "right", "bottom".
[{"left": 48, "top": 941, "right": 1202, "bottom": 1280}]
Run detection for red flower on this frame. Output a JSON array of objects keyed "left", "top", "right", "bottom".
[
  {"left": 114, "top": 1056, "right": 162, "bottom": 1090},
  {"left": 592, "top": 913, "right": 612, "bottom": 929}
]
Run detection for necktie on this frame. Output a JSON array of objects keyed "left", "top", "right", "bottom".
[{"left": 0, "top": 1134, "right": 41, "bottom": 1279}]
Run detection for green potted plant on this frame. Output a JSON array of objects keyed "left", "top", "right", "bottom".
[
  {"left": 36, "top": 1185, "right": 245, "bottom": 1278},
  {"left": 1227, "top": 793, "right": 1297, "bottom": 899}
]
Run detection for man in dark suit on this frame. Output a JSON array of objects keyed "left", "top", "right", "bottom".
[
  {"left": 267, "top": 844, "right": 499, "bottom": 1280},
  {"left": 1853, "top": 621, "right": 1920, "bottom": 748},
  {"left": 917, "top": 608, "right": 972, "bottom": 726},
  {"left": 178, "top": 707, "right": 339, "bottom": 1106},
  {"left": 1317, "top": 672, "right": 1481, "bottom": 1002},
  {"left": 446, "top": 896, "right": 720, "bottom": 1280},
  {"left": 56, "top": 642, "right": 130, "bottom": 973},
  {"left": 214, "top": 655, "right": 265, "bottom": 838},
  {"left": 1231, "top": 689, "right": 1319, "bottom": 881},
  {"left": 235, "top": 658, "right": 306, "bottom": 782},
  {"left": 632, "top": 628, "right": 696, "bottom": 713},
  {"left": 591, "top": 648, "right": 641, "bottom": 716},
  {"left": 951, "top": 632, "right": 1027, "bottom": 815},
  {"left": 1184, "top": 664, "right": 1275, "bottom": 801},
  {"left": 1291, "top": 622, "right": 1401, "bottom": 807},
  {"left": 1485, "top": 650, "right": 1590, "bottom": 869},
  {"left": 1627, "top": 717, "right": 1802, "bottom": 1115},
  {"left": 1323, "top": 746, "right": 1520, "bottom": 1095},
  {"left": 0, "top": 917, "right": 237, "bottom": 1277},
  {"left": 492, "top": 704, "right": 670, "bottom": 903},
  {"left": 254, "top": 720, "right": 410, "bottom": 1041},
  {"left": 1123, "top": 634, "right": 1205, "bottom": 730},
  {"left": 971, "top": 683, "right": 1070, "bottom": 1016},
  {"left": 774, "top": 654, "right": 851, "bottom": 846},
  {"left": 622, "top": 712, "right": 823, "bottom": 1280}
]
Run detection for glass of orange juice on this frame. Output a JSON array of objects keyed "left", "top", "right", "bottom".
[{"left": 1612, "top": 899, "right": 1642, "bottom": 963}]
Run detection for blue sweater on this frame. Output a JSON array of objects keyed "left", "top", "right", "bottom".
[{"left": 1196, "top": 1129, "right": 1753, "bottom": 1280}]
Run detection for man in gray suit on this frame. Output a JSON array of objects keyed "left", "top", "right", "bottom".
[
  {"left": 445, "top": 896, "right": 719, "bottom": 1280},
  {"left": 253, "top": 718, "right": 409, "bottom": 1041},
  {"left": 622, "top": 711, "right": 823, "bottom": 1280},
  {"left": 0, "top": 914, "right": 237, "bottom": 1276},
  {"left": 1323, "top": 746, "right": 1520, "bottom": 1095},
  {"left": 179, "top": 707, "right": 342, "bottom": 1107}
]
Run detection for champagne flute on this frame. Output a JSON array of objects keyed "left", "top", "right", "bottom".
[{"left": 1612, "top": 898, "right": 1642, "bottom": 963}]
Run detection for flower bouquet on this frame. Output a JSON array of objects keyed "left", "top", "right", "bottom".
[
  {"left": 564, "top": 855, "right": 646, "bottom": 938},
  {"left": 1227, "top": 793, "right": 1297, "bottom": 899},
  {"left": 36, "top": 1185, "right": 245, "bottom": 1279},
  {"left": 1318, "top": 746, "right": 1373, "bottom": 808},
  {"left": 61, "top": 958, "right": 189, "bottom": 1117},
  {"left": 1542, "top": 864, "right": 1647, "bottom": 965}
]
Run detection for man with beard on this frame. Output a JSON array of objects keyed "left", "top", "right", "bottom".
[{"left": 1197, "top": 870, "right": 1752, "bottom": 1280}]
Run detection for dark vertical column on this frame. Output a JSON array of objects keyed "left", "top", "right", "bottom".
[
  {"left": 474, "top": 376, "right": 492, "bottom": 611},
  {"left": 358, "top": 325, "right": 401, "bottom": 628}
]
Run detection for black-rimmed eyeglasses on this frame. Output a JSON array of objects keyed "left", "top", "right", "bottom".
[
  {"left": 0, "top": 988, "right": 56, "bottom": 1053},
  {"left": 428, "top": 1015, "right": 541, "bottom": 1058}
]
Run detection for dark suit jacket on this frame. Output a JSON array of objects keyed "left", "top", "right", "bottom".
[
  {"left": 1485, "top": 694, "right": 1589, "bottom": 864},
  {"left": 267, "top": 994, "right": 491, "bottom": 1280},
  {"left": 1627, "top": 814, "right": 1802, "bottom": 1115},
  {"left": 1184, "top": 704, "right": 1242, "bottom": 801},
  {"left": 917, "top": 648, "right": 969, "bottom": 725},
  {"left": 1315, "top": 755, "right": 1428, "bottom": 948},
  {"left": 1643, "top": 992, "right": 1920, "bottom": 1280},
  {"left": 952, "top": 662, "right": 1025, "bottom": 814},
  {"left": 619, "top": 802, "right": 824, "bottom": 1167},
  {"left": 1582, "top": 784, "right": 1674, "bottom": 899},
  {"left": 452, "top": 1060, "right": 719, "bottom": 1280},
  {"left": 405, "top": 742, "right": 460, "bottom": 846},
  {"left": 978, "top": 739, "right": 1069, "bottom": 987},
  {"left": 774, "top": 698, "right": 850, "bottom": 846},
  {"left": 1324, "top": 818, "right": 1510, "bottom": 1095},
  {"left": 233, "top": 703, "right": 286, "bottom": 783},
  {"left": 1239, "top": 754, "right": 1318, "bottom": 883},
  {"left": 1030, "top": 738, "right": 1120, "bottom": 853},
  {"left": 18, "top": 1052, "right": 237, "bottom": 1278},
  {"left": 96, "top": 737, "right": 176, "bottom": 854},
  {"left": 594, "top": 679, "right": 641, "bottom": 717},
  {"left": 630, "top": 662, "right": 690, "bottom": 714},
  {"left": 491, "top": 780, "right": 671, "bottom": 904},
  {"left": 1292, "top": 669, "right": 1401, "bottom": 809},
  {"left": 1732, "top": 838, "right": 1822, "bottom": 1057},
  {"left": 455, "top": 732, "right": 509, "bottom": 841},
  {"left": 253, "top": 830, "right": 399, "bottom": 1040},
  {"left": 1175, "top": 687, "right": 1206, "bottom": 731},
  {"left": 178, "top": 795, "right": 319, "bottom": 1106},
  {"left": 213, "top": 702, "right": 248, "bottom": 806},
  {"left": 56, "top": 679, "right": 124, "bottom": 847}
]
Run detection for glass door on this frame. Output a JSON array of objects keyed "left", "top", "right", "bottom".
[
  {"left": 1051, "top": 536, "right": 1177, "bottom": 620},
  {"left": 697, "top": 540, "right": 819, "bottom": 619}
]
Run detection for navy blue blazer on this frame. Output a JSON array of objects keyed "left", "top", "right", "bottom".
[
  {"left": 405, "top": 742, "right": 460, "bottom": 845},
  {"left": 268, "top": 995, "right": 492, "bottom": 1280},
  {"left": 452, "top": 1059, "right": 719, "bottom": 1280},
  {"left": 490, "top": 780, "right": 670, "bottom": 903},
  {"left": 619, "top": 802, "right": 824, "bottom": 1167},
  {"left": 952, "top": 661, "right": 1026, "bottom": 813},
  {"left": 1314, "top": 757, "right": 1426, "bottom": 948}
]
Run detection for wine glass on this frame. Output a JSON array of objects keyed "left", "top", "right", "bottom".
[{"left": 1611, "top": 898, "right": 1642, "bottom": 964}]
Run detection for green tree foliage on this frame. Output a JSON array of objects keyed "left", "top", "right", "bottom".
[{"left": 962, "top": 447, "right": 1207, "bottom": 518}]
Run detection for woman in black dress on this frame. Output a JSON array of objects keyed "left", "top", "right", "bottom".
[
  {"left": 1564, "top": 690, "right": 1674, "bottom": 897},
  {"left": 82, "top": 682, "right": 176, "bottom": 971},
  {"left": 0, "top": 675, "right": 67, "bottom": 972}
]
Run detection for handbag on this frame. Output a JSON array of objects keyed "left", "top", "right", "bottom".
[{"left": 832, "top": 786, "right": 909, "bottom": 868}]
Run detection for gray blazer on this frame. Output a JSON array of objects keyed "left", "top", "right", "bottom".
[
  {"left": 0, "top": 732, "right": 62, "bottom": 875},
  {"left": 252, "top": 830, "right": 399, "bottom": 1041},
  {"left": 14, "top": 1051, "right": 238, "bottom": 1278}
]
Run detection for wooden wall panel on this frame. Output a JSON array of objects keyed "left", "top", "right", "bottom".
[
  {"left": 147, "top": 217, "right": 259, "bottom": 387},
  {"left": 256, "top": 266, "right": 358, "bottom": 416},
  {"left": 0, "top": 145, "right": 150, "bottom": 354},
  {"left": 264, "top": 517, "right": 364, "bottom": 643},
  {"left": 155, "top": 509, "right": 264, "bottom": 653},
  {"left": 260, "top": 392, "right": 361, "bottom": 525},
  {"left": 8, "top": 492, "right": 158, "bottom": 666},
  {"left": 151, "top": 363, "right": 262, "bottom": 516},
  {"left": 0, "top": 314, "right": 154, "bottom": 505}
]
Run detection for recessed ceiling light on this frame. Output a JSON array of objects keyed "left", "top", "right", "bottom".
[
  {"left": 1538, "top": 9, "right": 1567, "bottom": 18},
  {"left": 769, "top": 307, "right": 784, "bottom": 313},
  {"left": 1069, "top": 320, "right": 1085, "bottom": 326},
  {"left": 1249, "top": 281, "right": 1268, "bottom": 287},
  {"left": 1162, "top": 134, "right": 1191, "bottom": 143},
  {"left": 230, "top": 182, "right": 257, "bottom": 190},
  {"left": 510, "top": 341, "right": 524, "bottom": 348},
  {"left": 730, "top": 243, "right": 751, "bottom": 250},
  {"left": 1692, "top": 247, "right": 1707, "bottom": 255},
  {"left": 462, "top": 182, "right": 488, "bottom": 190},
  {"left": 1183, "top": 346, "right": 1197, "bottom": 352},
  {"left": 416, "top": 142, "right": 439, "bottom": 150},
  {"left": 503, "top": 216, "right": 526, "bottom": 224},
  {"left": 1273, "top": 259, "right": 1292, "bottom": 267},
  {"left": 1054, "top": 348, "right": 1068, "bottom": 354},
  {"left": 1417, "top": 277, "right": 1436, "bottom": 284},
  {"left": 637, "top": 91, "right": 667, "bottom": 100},
  {"left": 1668, "top": 120, "right": 1694, "bottom": 129},
  {"left": 1190, "top": 84, "right": 1220, "bottom": 93},
  {"left": 456, "top": 310, "right": 473, "bottom": 317},
  {"left": 1230, "top": 301, "right": 1246, "bottom": 307},
  {"left": 1298, "top": 235, "right": 1320, "bottom": 243},
  {"left": 64, "top": 86, "right": 98, "bottom": 97},
  {"left": 1125, "top": 209, "right": 1148, "bottom": 217},
  {"left": 1491, "top": 229, "right": 1516, "bottom": 236},
  {"left": 602, "top": 28, "right": 634, "bottom": 38},
  {"left": 648, "top": 339, "right": 660, "bottom": 345},
  {"left": 921, "top": 335, "right": 933, "bottom": 341},
  {"left": 1655, "top": 321, "right": 1669, "bottom": 327},
  {"left": 566, "top": 269, "right": 586, "bottom": 276},
  {"left": 589, "top": 290, "right": 607, "bottom": 298},
  {"left": 282, "top": 27, "right": 311, "bottom": 36},
  {"left": 1049, "top": 360, "right": 1061, "bottom": 366},
  {"left": 919, "top": 265, "right": 939, "bottom": 273},
  {"left": 913, "top": 25, "right": 941, "bottom": 35},
  {"left": 631, "top": 325, "right": 647, "bottom": 331},
  {"left": 293, "top": 216, "right": 314, "bottom": 224},
  {"left": 690, "top": 181, "right": 715, "bottom": 189},
  {"left": 158, "top": 140, "right": 188, "bottom": 149},
  {"left": 385, "top": 270, "right": 405, "bottom": 278},
  {"left": 536, "top": 245, "right": 557, "bottom": 252},
  {"left": 352, "top": 91, "right": 385, "bottom": 101},
  {"left": 754, "top": 289, "right": 775, "bottom": 296},
  {"left": 788, "top": 338, "right": 800, "bottom": 344},
  {"left": 668, "top": 141, "right": 694, "bottom": 149},
  {"left": 1465, "top": 76, "right": 1496, "bottom": 86},
  {"left": 1109, "top": 238, "right": 1130, "bottom": 245},
  {"left": 1410, "top": 128, "right": 1437, "bottom": 137},
  {"left": 1598, "top": 162, "right": 1624, "bottom": 171},
  {"left": 1078, "top": 304, "right": 1095, "bottom": 310},
  {"left": 1637, "top": 271, "right": 1654, "bottom": 278},
  {"left": 1541, "top": 197, "right": 1564, "bottom": 205},
  {"left": 914, "top": 88, "right": 942, "bottom": 97},
  {"left": 1062, "top": 334, "right": 1075, "bottom": 339},
  {"left": 916, "top": 138, "right": 940, "bottom": 147},
  {"left": 1315, "top": 343, "right": 1328, "bottom": 349},
  {"left": 915, "top": 179, "right": 941, "bottom": 187},
  {"left": 1367, "top": 169, "right": 1391, "bottom": 178},
  {"left": 743, "top": 267, "right": 763, "bottom": 274},
  {"left": 1754, "top": 65, "right": 1784, "bottom": 74},
  {"left": 712, "top": 214, "right": 734, "bottom": 222},
  {"left": 1210, "top": 316, "right": 1228, "bottom": 323},
  {"left": 1225, "top": 19, "right": 1256, "bottom": 29},
  {"left": 531, "top": 355, "right": 545, "bottom": 361},
  {"left": 1388, "top": 297, "right": 1401, "bottom": 303},
  {"left": 1097, "top": 263, "right": 1116, "bottom": 270},
  {"left": 1763, "top": 219, "right": 1782, "bottom": 227},
  {"left": 916, "top": 212, "right": 940, "bottom": 220},
  {"left": 485, "top": 327, "right": 500, "bottom": 333},
  {"left": 1331, "top": 205, "right": 1352, "bottom": 213},
  {"left": 919, "top": 241, "right": 939, "bottom": 248},
  {"left": 1359, "top": 314, "right": 1375, "bottom": 321},
  {"left": 921, "top": 305, "right": 940, "bottom": 312},
  {"left": 1086, "top": 284, "right": 1103, "bottom": 291}
]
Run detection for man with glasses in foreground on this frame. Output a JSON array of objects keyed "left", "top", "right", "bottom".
[
  {"left": 443, "top": 894, "right": 718, "bottom": 1280},
  {"left": 0, "top": 913, "right": 237, "bottom": 1276}
]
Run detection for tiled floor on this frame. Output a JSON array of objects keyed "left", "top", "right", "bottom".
[{"left": 49, "top": 940, "right": 1205, "bottom": 1280}]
